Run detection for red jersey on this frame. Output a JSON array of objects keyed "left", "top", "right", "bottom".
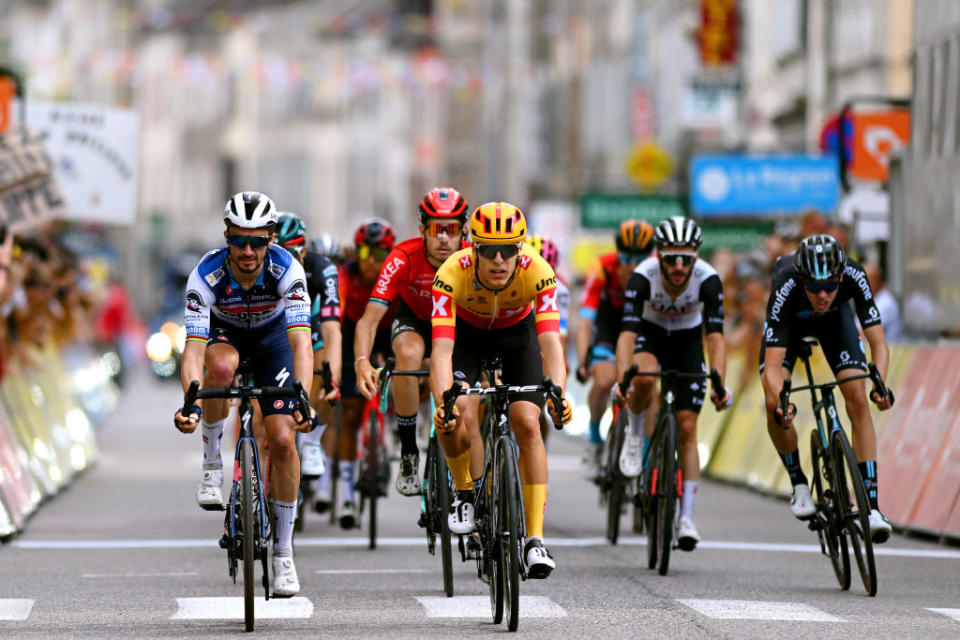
[
  {"left": 339, "top": 261, "right": 395, "bottom": 329},
  {"left": 369, "top": 237, "right": 469, "bottom": 321},
  {"left": 579, "top": 252, "right": 627, "bottom": 321}
]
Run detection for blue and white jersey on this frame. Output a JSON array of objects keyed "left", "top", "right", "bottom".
[{"left": 184, "top": 246, "right": 312, "bottom": 343}]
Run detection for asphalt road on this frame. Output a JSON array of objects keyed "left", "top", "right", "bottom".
[{"left": 1, "top": 368, "right": 958, "bottom": 639}]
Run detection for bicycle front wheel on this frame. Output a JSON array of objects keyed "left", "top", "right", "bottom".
[
  {"left": 656, "top": 413, "right": 677, "bottom": 576},
  {"left": 432, "top": 439, "right": 455, "bottom": 597},
  {"left": 498, "top": 441, "right": 522, "bottom": 631},
  {"left": 367, "top": 411, "right": 379, "bottom": 550},
  {"left": 240, "top": 440, "right": 256, "bottom": 632},
  {"left": 606, "top": 408, "right": 627, "bottom": 545},
  {"left": 831, "top": 428, "right": 877, "bottom": 596},
  {"left": 810, "top": 429, "right": 848, "bottom": 589}
]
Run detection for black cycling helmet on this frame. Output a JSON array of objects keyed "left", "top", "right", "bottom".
[{"left": 794, "top": 234, "right": 847, "bottom": 281}]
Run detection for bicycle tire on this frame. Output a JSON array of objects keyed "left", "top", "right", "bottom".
[
  {"left": 240, "top": 439, "right": 256, "bottom": 632},
  {"left": 498, "top": 440, "right": 521, "bottom": 631},
  {"left": 367, "top": 410, "right": 379, "bottom": 550},
  {"left": 810, "top": 429, "right": 849, "bottom": 589},
  {"left": 606, "top": 408, "right": 626, "bottom": 545},
  {"left": 486, "top": 449, "right": 504, "bottom": 624},
  {"left": 657, "top": 412, "right": 677, "bottom": 576},
  {"left": 433, "top": 440, "right": 455, "bottom": 597},
  {"left": 645, "top": 437, "right": 659, "bottom": 571},
  {"left": 831, "top": 428, "right": 877, "bottom": 596}
]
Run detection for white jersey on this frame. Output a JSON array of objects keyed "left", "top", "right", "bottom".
[{"left": 623, "top": 256, "right": 724, "bottom": 334}]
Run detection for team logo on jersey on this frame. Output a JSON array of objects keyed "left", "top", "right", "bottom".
[
  {"left": 273, "top": 400, "right": 284, "bottom": 410},
  {"left": 186, "top": 290, "right": 203, "bottom": 312},
  {"left": 285, "top": 281, "right": 308, "bottom": 302},
  {"left": 269, "top": 263, "right": 286, "bottom": 280},
  {"left": 537, "top": 290, "right": 558, "bottom": 313},
  {"left": 519, "top": 255, "right": 532, "bottom": 270},
  {"left": 459, "top": 254, "right": 472, "bottom": 270},
  {"left": 535, "top": 276, "right": 556, "bottom": 292},
  {"left": 432, "top": 294, "right": 451, "bottom": 318},
  {"left": 205, "top": 267, "right": 225, "bottom": 286}
]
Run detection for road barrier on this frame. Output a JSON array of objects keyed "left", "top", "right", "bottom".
[{"left": 0, "top": 344, "right": 112, "bottom": 540}]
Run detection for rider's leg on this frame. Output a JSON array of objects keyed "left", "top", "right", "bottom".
[
  {"left": 587, "top": 359, "right": 616, "bottom": 444},
  {"left": 439, "top": 396, "right": 477, "bottom": 491},
  {"left": 263, "top": 413, "right": 299, "bottom": 554},
  {"left": 511, "top": 401, "right": 547, "bottom": 538},
  {"left": 200, "top": 343, "right": 238, "bottom": 465},
  {"left": 392, "top": 331, "right": 426, "bottom": 458},
  {"left": 628, "top": 351, "right": 659, "bottom": 455},
  {"left": 338, "top": 397, "right": 363, "bottom": 505},
  {"left": 676, "top": 409, "right": 700, "bottom": 520},
  {"left": 838, "top": 370, "right": 880, "bottom": 509}
]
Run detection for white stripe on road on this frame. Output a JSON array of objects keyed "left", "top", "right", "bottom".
[
  {"left": 13, "top": 536, "right": 960, "bottom": 559},
  {"left": 0, "top": 599, "right": 34, "bottom": 621},
  {"left": 171, "top": 597, "right": 313, "bottom": 620},
  {"left": 83, "top": 572, "right": 199, "bottom": 578},
  {"left": 679, "top": 599, "right": 842, "bottom": 622},
  {"left": 416, "top": 596, "right": 566, "bottom": 618},
  {"left": 928, "top": 608, "right": 960, "bottom": 622},
  {"left": 315, "top": 569, "right": 429, "bottom": 574}
]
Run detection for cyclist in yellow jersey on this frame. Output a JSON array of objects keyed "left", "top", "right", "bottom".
[{"left": 430, "top": 202, "right": 572, "bottom": 579}]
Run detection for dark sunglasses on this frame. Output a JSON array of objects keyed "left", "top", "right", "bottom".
[
  {"left": 617, "top": 251, "right": 644, "bottom": 265},
  {"left": 660, "top": 252, "right": 696, "bottom": 267},
  {"left": 356, "top": 244, "right": 390, "bottom": 261},
  {"left": 475, "top": 243, "right": 521, "bottom": 260},
  {"left": 226, "top": 234, "right": 272, "bottom": 249},
  {"left": 804, "top": 280, "right": 840, "bottom": 294}
]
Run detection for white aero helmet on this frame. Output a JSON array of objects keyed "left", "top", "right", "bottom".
[
  {"left": 223, "top": 191, "right": 279, "bottom": 229},
  {"left": 655, "top": 216, "right": 703, "bottom": 250}
]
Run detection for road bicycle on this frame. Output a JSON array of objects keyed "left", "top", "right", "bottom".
[
  {"left": 778, "top": 337, "right": 893, "bottom": 597},
  {"left": 440, "top": 359, "right": 564, "bottom": 631},
  {"left": 181, "top": 361, "right": 313, "bottom": 632},
  {"left": 624, "top": 364, "right": 722, "bottom": 577},
  {"left": 597, "top": 386, "right": 642, "bottom": 546}
]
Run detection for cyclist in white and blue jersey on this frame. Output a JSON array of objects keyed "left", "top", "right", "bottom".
[{"left": 174, "top": 191, "right": 315, "bottom": 597}]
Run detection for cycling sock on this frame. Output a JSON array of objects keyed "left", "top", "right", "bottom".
[
  {"left": 628, "top": 409, "right": 647, "bottom": 437},
  {"left": 858, "top": 460, "right": 879, "bottom": 510},
  {"left": 780, "top": 449, "right": 808, "bottom": 487},
  {"left": 338, "top": 460, "right": 356, "bottom": 503},
  {"left": 201, "top": 418, "right": 227, "bottom": 468},
  {"left": 642, "top": 436, "right": 651, "bottom": 462},
  {"left": 522, "top": 483, "right": 547, "bottom": 539},
  {"left": 445, "top": 449, "right": 473, "bottom": 491},
  {"left": 299, "top": 426, "right": 322, "bottom": 448},
  {"left": 317, "top": 455, "right": 335, "bottom": 492},
  {"left": 681, "top": 480, "right": 698, "bottom": 520},
  {"left": 396, "top": 414, "right": 419, "bottom": 457},
  {"left": 588, "top": 420, "right": 602, "bottom": 445},
  {"left": 272, "top": 500, "right": 297, "bottom": 556}
]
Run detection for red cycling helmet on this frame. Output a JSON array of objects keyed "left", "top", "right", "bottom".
[
  {"left": 354, "top": 218, "right": 396, "bottom": 250},
  {"left": 418, "top": 187, "right": 468, "bottom": 224}
]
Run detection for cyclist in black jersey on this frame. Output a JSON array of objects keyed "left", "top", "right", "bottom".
[{"left": 760, "top": 234, "right": 894, "bottom": 543}]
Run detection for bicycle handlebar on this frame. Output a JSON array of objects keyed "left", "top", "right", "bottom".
[
  {"left": 439, "top": 377, "right": 566, "bottom": 430},
  {"left": 777, "top": 362, "right": 893, "bottom": 427},
  {"left": 181, "top": 379, "right": 317, "bottom": 431},
  {"left": 312, "top": 360, "right": 337, "bottom": 407},
  {"left": 617, "top": 364, "right": 723, "bottom": 398}
]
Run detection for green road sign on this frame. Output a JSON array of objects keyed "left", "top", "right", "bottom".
[
  {"left": 579, "top": 193, "right": 685, "bottom": 228},
  {"left": 698, "top": 221, "right": 774, "bottom": 254}
]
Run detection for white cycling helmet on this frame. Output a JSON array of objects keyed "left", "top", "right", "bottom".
[{"left": 223, "top": 191, "right": 278, "bottom": 229}]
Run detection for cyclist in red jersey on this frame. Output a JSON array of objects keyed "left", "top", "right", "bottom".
[
  {"left": 314, "top": 219, "right": 396, "bottom": 527},
  {"left": 575, "top": 220, "right": 655, "bottom": 477},
  {"left": 355, "top": 187, "right": 470, "bottom": 497}
]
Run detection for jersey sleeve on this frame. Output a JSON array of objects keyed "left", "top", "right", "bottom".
[
  {"left": 763, "top": 267, "right": 798, "bottom": 347},
  {"left": 314, "top": 257, "right": 341, "bottom": 323},
  {"left": 699, "top": 273, "right": 725, "bottom": 334},
  {"left": 532, "top": 266, "right": 561, "bottom": 335},
  {"left": 279, "top": 259, "right": 312, "bottom": 333},
  {"left": 578, "top": 257, "right": 607, "bottom": 321},
  {"left": 844, "top": 260, "right": 883, "bottom": 330},
  {"left": 369, "top": 246, "right": 409, "bottom": 306},
  {"left": 620, "top": 270, "right": 651, "bottom": 334},
  {"left": 430, "top": 260, "right": 458, "bottom": 341},
  {"left": 184, "top": 267, "right": 216, "bottom": 343}
]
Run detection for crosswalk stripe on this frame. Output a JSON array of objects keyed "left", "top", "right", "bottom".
[
  {"left": 416, "top": 596, "right": 566, "bottom": 618},
  {"left": 678, "top": 599, "right": 842, "bottom": 622},
  {"left": 0, "top": 599, "right": 34, "bottom": 621},
  {"left": 927, "top": 608, "right": 960, "bottom": 622},
  {"left": 171, "top": 597, "right": 313, "bottom": 620}
]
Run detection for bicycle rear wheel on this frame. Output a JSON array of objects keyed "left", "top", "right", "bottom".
[
  {"left": 606, "top": 408, "right": 627, "bottom": 545},
  {"left": 656, "top": 413, "right": 677, "bottom": 576},
  {"left": 810, "top": 429, "right": 849, "bottom": 589},
  {"left": 431, "top": 439, "right": 455, "bottom": 597},
  {"left": 831, "top": 429, "right": 877, "bottom": 596},
  {"left": 367, "top": 411, "right": 379, "bottom": 550},
  {"left": 486, "top": 459, "right": 504, "bottom": 625},
  {"left": 240, "top": 439, "right": 256, "bottom": 632},
  {"left": 498, "top": 441, "right": 522, "bottom": 631}
]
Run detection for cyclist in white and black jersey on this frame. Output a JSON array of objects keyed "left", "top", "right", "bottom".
[
  {"left": 615, "top": 217, "right": 732, "bottom": 551},
  {"left": 760, "top": 234, "right": 894, "bottom": 543}
]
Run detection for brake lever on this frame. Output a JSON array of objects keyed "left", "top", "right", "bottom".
[
  {"left": 776, "top": 379, "right": 793, "bottom": 428},
  {"left": 617, "top": 364, "right": 639, "bottom": 399},
  {"left": 181, "top": 380, "right": 200, "bottom": 418}
]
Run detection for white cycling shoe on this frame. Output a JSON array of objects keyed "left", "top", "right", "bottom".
[
  {"left": 790, "top": 484, "right": 816, "bottom": 519},
  {"left": 524, "top": 538, "right": 555, "bottom": 579},
  {"left": 677, "top": 516, "right": 700, "bottom": 551},
  {"left": 448, "top": 490, "right": 476, "bottom": 534},
  {"left": 272, "top": 555, "right": 300, "bottom": 597},
  {"left": 619, "top": 434, "right": 643, "bottom": 478},
  {"left": 299, "top": 444, "right": 325, "bottom": 478},
  {"left": 868, "top": 509, "right": 893, "bottom": 544},
  {"left": 197, "top": 467, "right": 223, "bottom": 510},
  {"left": 396, "top": 453, "right": 421, "bottom": 497}
]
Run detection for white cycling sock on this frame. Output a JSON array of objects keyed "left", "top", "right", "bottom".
[
  {"left": 201, "top": 418, "right": 227, "bottom": 468},
  {"left": 628, "top": 409, "right": 647, "bottom": 438},
  {"left": 681, "top": 480, "right": 698, "bottom": 520},
  {"left": 316, "top": 455, "right": 335, "bottom": 492},
  {"left": 272, "top": 500, "right": 297, "bottom": 557}
]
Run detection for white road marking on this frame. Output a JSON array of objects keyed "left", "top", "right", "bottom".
[
  {"left": 315, "top": 569, "right": 429, "bottom": 574},
  {"left": 679, "top": 599, "right": 842, "bottom": 622},
  {"left": 0, "top": 599, "right": 34, "bottom": 621},
  {"left": 13, "top": 536, "right": 960, "bottom": 559},
  {"left": 171, "top": 597, "right": 313, "bottom": 620},
  {"left": 416, "top": 596, "right": 566, "bottom": 618},
  {"left": 928, "top": 608, "right": 960, "bottom": 622},
  {"left": 82, "top": 572, "right": 199, "bottom": 578}
]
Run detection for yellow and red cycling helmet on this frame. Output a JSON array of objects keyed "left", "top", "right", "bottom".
[{"left": 469, "top": 202, "right": 527, "bottom": 245}]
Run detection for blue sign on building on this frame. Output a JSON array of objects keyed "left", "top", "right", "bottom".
[{"left": 690, "top": 155, "right": 840, "bottom": 216}]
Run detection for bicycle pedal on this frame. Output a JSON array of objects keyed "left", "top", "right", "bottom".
[
  {"left": 200, "top": 503, "right": 226, "bottom": 512},
  {"left": 218, "top": 534, "right": 230, "bottom": 549}
]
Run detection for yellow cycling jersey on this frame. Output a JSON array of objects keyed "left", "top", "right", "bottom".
[{"left": 431, "top": 244, "right": 561, "bottom": 340}]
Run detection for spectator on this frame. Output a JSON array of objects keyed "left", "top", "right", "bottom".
[{"left": 863, "top": 262, "right": 903, "bottom": 341}]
